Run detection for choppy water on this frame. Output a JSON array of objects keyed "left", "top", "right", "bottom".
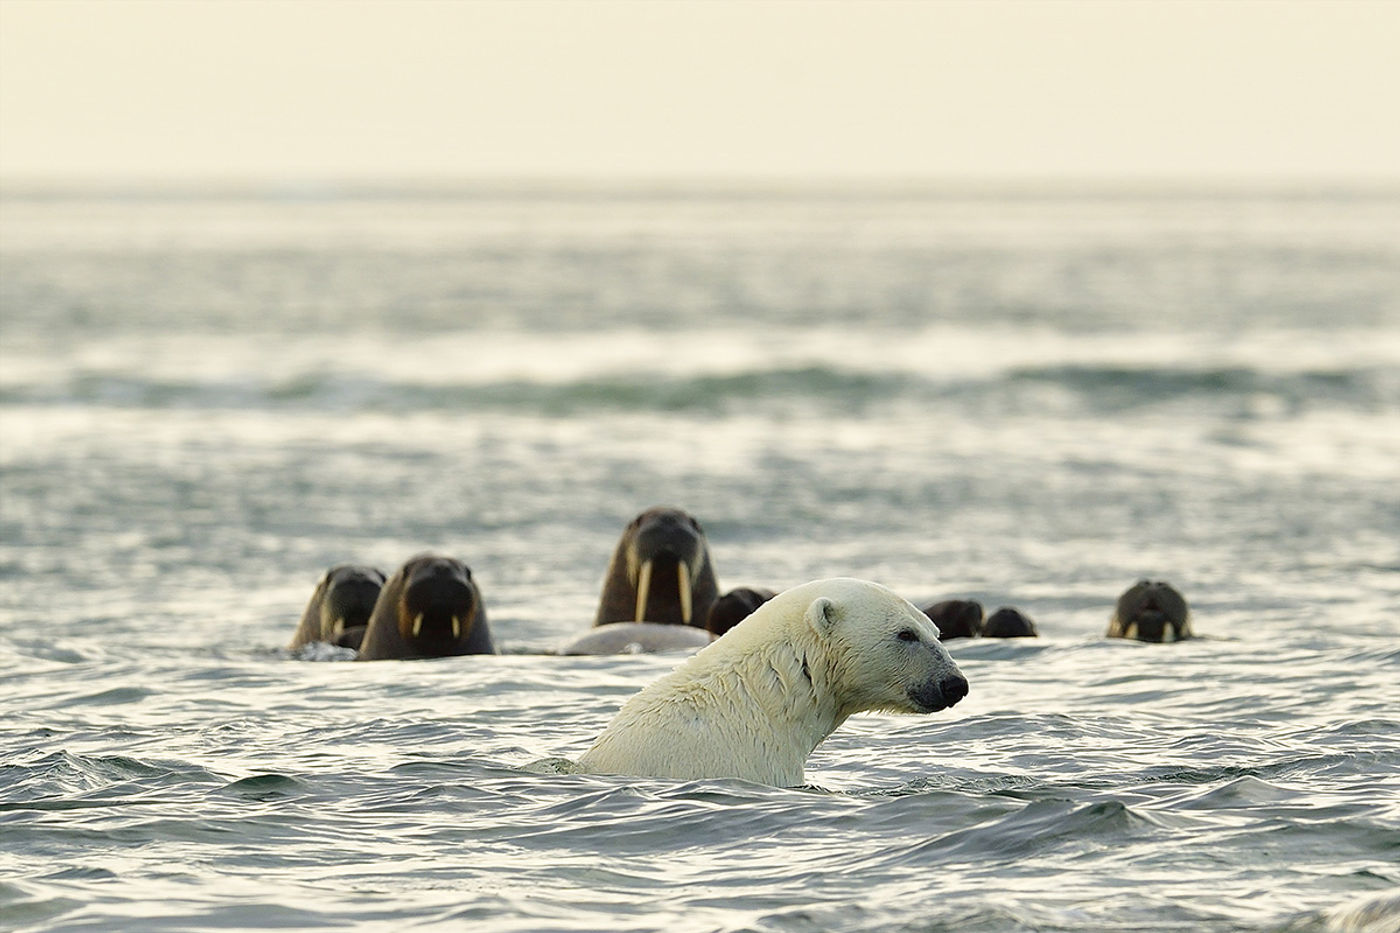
[{"left": 2, "top": 184, "right": 1398, "bottom": 932}]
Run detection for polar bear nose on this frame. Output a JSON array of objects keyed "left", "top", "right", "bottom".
[
  {"left": 909, "top": 672, "right": 970, "bottom": 712},
  {"left": 940, "top": 674, "right": 969, "bottom": 704}
]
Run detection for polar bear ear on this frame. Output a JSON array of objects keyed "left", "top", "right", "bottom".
[{"left": 806, "top": 597, "right": 838, "bottom": 639}]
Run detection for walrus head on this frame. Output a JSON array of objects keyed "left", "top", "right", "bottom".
[
  {"left": 1109, "top": 580, "right": 1191, "bottom": 642},
  {"left": 921, "top": 599, "right": 984, "bottom": 639},
  {"left": 618, "top": 507, "right": 714, "bottom": 626},
  {"left": 395, "top": 555, "right": 482, "bottom": 655},
  {"left": 706, "top": 586, "right": 776, "bottom": 636},
  {"left": 983, "top": 606, "right": 1038, "bottom": 638},
  {"left": 320, "top": 565, "right": 387, "bottom": 649}
]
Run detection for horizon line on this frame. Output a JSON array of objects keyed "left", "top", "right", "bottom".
[{"left": 4, "top": 172, "right": 1399, "bottom": 199}]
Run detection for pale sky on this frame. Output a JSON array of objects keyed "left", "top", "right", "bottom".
[{"left": 1, "top": 0, "right": 1398, "bottom": 182}]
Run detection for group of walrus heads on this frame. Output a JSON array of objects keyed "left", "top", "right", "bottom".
[
  {"left": 290, "top": 555, "right": 496, "bottom": 660},
  {"left": 290, "top": 509, "right": 1192, "bottom": 657},
  {"left": 922, "top": 579, "right": 1192, "bottom": 644},
  {"left": 920, "top": 600, "right": 1039, "bottom": 639}
]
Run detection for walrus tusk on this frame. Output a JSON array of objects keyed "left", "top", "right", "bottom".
[
  {"left": 1122, "top": 621, "right": 1138, "bottom": 640},
  {"left": 678, "top": 562, "right": 692, "bottom": 624},
  {"left": 635, "top": 560, "right": 653, "bottom": 622},
  {"left": 452, "top": 615, "right": 461, "bottom": 639},
  {"left": 413, "top": 613, "right": 424, "bottom": 637},
  {"left": 331, "top": 616, "right": 345, "bottom": 638}
]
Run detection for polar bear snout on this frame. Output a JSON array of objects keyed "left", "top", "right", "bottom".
[{"left": 908, "top": 672, "right": 970, "bottom": 712}]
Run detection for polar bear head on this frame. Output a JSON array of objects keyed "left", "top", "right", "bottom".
[{"left": 783, "top": 578, "right": 970, "bottom": 717}]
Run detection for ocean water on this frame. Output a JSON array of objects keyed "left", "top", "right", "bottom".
[{"left": 1, "top": 183, "right": 1398, "bottom": 933}]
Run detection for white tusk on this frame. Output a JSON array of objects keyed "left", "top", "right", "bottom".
[
  {"left": 1123, "top": 622, "right": 1138, "bottom": 641},
  {"left": 412, "top": 613, "right": 424, "bottom": 637},
  {"left": 678, "top": 562, "right": 692, "bottom": 624},
  {"left": 452, "top": 615, "right": 462, "bottom": 639},
  {"left": 635, "top": 560, "right": 653, "bottom": 622},
  {"left": 1161, "top": 626, "right": 1176, "bottom": 643},
  {"left": 331, "top": 616, "right": 345, "bottom": 637}
]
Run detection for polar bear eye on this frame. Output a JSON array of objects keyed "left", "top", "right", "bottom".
[{"left": 897, "top": 629, "right": 919, "bottom": 643}]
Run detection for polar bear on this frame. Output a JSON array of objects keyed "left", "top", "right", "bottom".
[{"left": 576, "top": 578, "right": 970, "bottom": 786}]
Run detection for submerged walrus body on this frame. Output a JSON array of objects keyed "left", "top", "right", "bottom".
[
  {"left": 1108, "top": 579, "right": 1191, "bottom": 643},
  {"left": 288, "top": 564, "right": 386, "bottom": 651},
  {"left": 559, "top": 622, "right": 713, "bottom": 656},
  {"left": 983, "top": 606, "right": 1038, "bottom": 638},
  {"left": 356, "top": 554, "right": 495, "bottom": 660},
  {"left": 706, "top": 587, "right": 777, "bottom": 637},
  {"left": 558, "top": 507, "right": 721, "bottom": 656},
  {"left": 920, "top": 599, "right": 985, "bottom": 640}
]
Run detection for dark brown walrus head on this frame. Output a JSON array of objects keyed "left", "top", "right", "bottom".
[
  {"left": 983, "top": 606, "right": 1039, "bottom": 638},
  {"left": 288, "top": 564, "right": 386, "bottom": 651},
  {"left": 594, "top": 507, "right": 720, "bottom": 628},
  {"left": 356, "top": 554, "right": 495, "bottom": 660},
  {"left": 1108, "top": 579, "right": 1191, "bottom": 643},
  {"left": 920, "top": 599, "right": 985, "bottom": 639},
  {"left": 706, "top": 587, "right": 777, "bottom": 637}
]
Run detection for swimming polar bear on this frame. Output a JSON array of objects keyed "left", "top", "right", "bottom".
[{"left": 576, "top": 578, "right": 970, "bottom": 786}]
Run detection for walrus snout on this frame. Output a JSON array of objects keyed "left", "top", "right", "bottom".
[
  {"left": 909, "top": 673, "right": 970, "bottom": 712},
  {"left": 331, "top": 625, "right": 368, "bottom": 649},
  {"left": 398, "top": 560, "right": 478, "bottom": 644},
  {"left": 1124, "top": 610, "right": 1185, "bottom": 643},
  {"left": 632, "top": 551, "right": 693, "bottom": 624},
  {"left": 625, "top": 511, "right": 708, "bottom": 625},
  {"left": 325, "top": 575, "right": 384, "bottom": 641}
]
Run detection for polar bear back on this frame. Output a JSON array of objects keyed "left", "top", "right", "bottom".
[{"left": 576, "top": 578, "right": 968, "bottom": 786}]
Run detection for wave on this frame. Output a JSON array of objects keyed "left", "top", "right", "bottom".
[
  {"left": 1008, "top": 364, "right": 1397, "bottom": 410},
  {"left": 2, "top": 362, "right": 1394, "bottom": 416}
]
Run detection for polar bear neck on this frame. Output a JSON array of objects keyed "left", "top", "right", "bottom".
[{"left": 718, "top": 635, "right": 847, "bottom": 748}]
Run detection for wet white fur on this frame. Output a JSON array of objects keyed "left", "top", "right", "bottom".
[{"left": 576, "top": 577, "right": 965, "bottom": 786}]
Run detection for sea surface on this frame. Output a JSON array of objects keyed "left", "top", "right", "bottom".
[{"left": 1, "top": 183, "right": 1398, "bottom": 933}]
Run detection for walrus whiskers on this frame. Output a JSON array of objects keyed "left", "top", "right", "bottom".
[{"left": 635, "top": 559, "right": 653, "bottom": 622}]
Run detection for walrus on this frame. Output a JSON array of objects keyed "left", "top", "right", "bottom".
[
  {"left": 557, "top": 507, "right": 722, "bottom": 656},
  {"left": 592, "top": 507, "right": 721, "bottom": 628},
  {"left": 356, "top": 554, "right": 495, "bottom": 660},
  {"left": 983, "top": 606, "right": 1039, "bottom": 638},
  {"left": 920, "top": 599, "right": 984, "bottom": 639},
  {"left": 1108, "top": 579, "right": 1191, "bottom": 642},
  {"left": 287, "top": 564, "right": 386, "bottom": 651},
  {"left": 706, "top": 587, "right": 776, "bottom": 637}
]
